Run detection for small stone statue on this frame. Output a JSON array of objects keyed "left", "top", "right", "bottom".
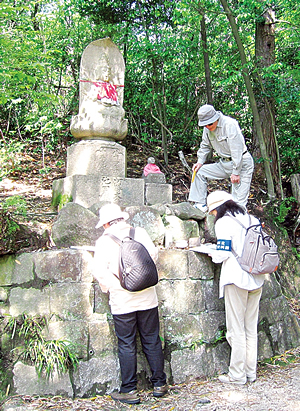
[
  {"left": 142, "top": 157, "right": 166, "bottom": 184},
  {"left": 142, "top": 157, "right": 163, "bottom": 177}
]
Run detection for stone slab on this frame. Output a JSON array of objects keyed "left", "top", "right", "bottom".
[
  {"left": 49, "top": 283, "right": 93, "bottom": 320},
  {"left": 163, "top": 215, "right": 199, "bottom": 242},
  {"left": 145, "top": 182, "right": 172, "bottom": 206},
  {"left": 156, "top": 249, "right": 189, "bottom": 280},
  {"left": 143, "top": 173, "right": 166, "bottom": 183},
  {"left": 88, "top": 315, "right": 117, "bottom": 356},
  {"left": 42, "top": 319, "right": 89, "bottom": 359},
  {"left": 34, "top": 249, "right": 93, "bottom": 283},
  {"left": 67, "top": 140, "right": 126, "bottom": 177},
  {"left": 13, "top": 362, "right": 73, "bottom": 397},
  {"left": 9, "top": 287, "right": 50, "bottom": 317},
  {"left": 53, "top": 175, "right": 145, "bottom": 208},
  {"left": 73, "top": 356, "right": 120, "bottom": 397}
]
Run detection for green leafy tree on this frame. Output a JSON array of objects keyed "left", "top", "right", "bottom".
[{"left": 0, "top": 0, "right": 299, "bottom": 191}]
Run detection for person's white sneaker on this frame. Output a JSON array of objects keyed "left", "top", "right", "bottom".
[
  {"left": 218, "top": 374, "right": 246, "bottom": 385},
  {"left": 193, "top": 203, "right": 208, "bottom": 212}
]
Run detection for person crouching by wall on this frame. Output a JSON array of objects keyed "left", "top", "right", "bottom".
[
  {"left": 207, "top": 191, "right": 265, "bottom": 384},
  {"left": 93, "top": 203, "right": 167, "bottom": 404}
]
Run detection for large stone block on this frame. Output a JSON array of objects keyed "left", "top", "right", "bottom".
[
  {"left": 49, "top": 283, "right": 93, "bottom": 320},
  {"left": 259, "top": 295, "right": 291, "bottom": 324},
  {"left": 156, "top": 279, "right": 206, "bottom": 315},
  {"left": 0, "top": 287, "right": 8, "bottom": 302},
  {"left": 143, "top": 173, "right": 166, "bottom": 183},
  {"left": 157, "top": 250, "right": 188, "bottom": 280},
  {"left": 126, "top": 206, "right": 165, "bottom": 244},
  {"left": 42, "top": 319, "right": 89, "bottom": 359},
  {"left": 269, "top": 319, "right": 299, "bottom": 354},
  {"left": 163, "top": 215, "right": 199, "bottom": 242},
  {"left": 261, "top": 274, "right": 282, "bottom": 300},
  {"left": 88, "top": 314, "right": 117, "bottom": 356},
  {"left": 34, "top": 249, "right": 93, "bottom": 283},
  {"left": 9, "top": 287, "right": 50, "bottom": 317},
  {"left": 0, "top": 302, "right": 9, "bottom": 316},
  {"left": 170, "top": 343, "right": 229, "bottom": 383},
  {"left": 163, "top": 312, "right": 226, "bottom": 349},
  {"left": 67, "top": 140, "right": 126, "bottom": 177},
  {"left": 0, "top": 255, "right": 15, "bottom": 286},
  {"left": 168, "top": 202, "right": 206, "bottom": 221},
  {"left": 259, "top": 305, "right": 300, "bottom": 356},
  {"left": 145, "top": 182, "right": 172, "bottom": 206},
  {"left": 51, "top": 202, "right": 102, "bottom": 248},
  {"left": 73, "top": 356, "right": 120, "bottom": 397},
  {"left": 258, "top": 330, "right": 274, "bottom": 360},
  {"left": 201, "top": 279, "right": 224, "bottom": 311},
  {"left": 188, "top": 250, "right": 215, "bottom": 280},
  {"left": 13, "top": 253, "right": 34, "bottom": 284},
  {"left": 96, "top": 176, "right": 144, "bottom": 207},
  {"left": 93, "top": 282, "right": 111, "bottom": 314},
  {"left": 13, "top": 362, "right": 73, "bottom": 397}
]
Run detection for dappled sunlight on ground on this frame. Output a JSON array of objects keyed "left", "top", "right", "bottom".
[{"left": 0, "top": 177, "right": 52, "bottom": 199}]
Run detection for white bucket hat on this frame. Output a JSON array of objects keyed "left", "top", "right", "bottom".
[
  {"left": 198, "top": 104, "right": 220, "bottom": 126},
  {"left": 95, "top": 203, "right": 129, "bottom": 228},
  {"left": 207, "top": 191, "right": 233, "bottom": 212}
]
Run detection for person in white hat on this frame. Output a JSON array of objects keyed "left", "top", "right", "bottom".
[
  {"left": 206, "top": 191, "right": 265, "bottom": 385},
  {"left": 93, "top": 203, "right": 167, "bottom": 404},
  {"left": 188, "top": 104, "right": 254, "bottom": 212}
]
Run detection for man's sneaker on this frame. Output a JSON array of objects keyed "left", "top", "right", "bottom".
[
  {"left": 111, "top": 389, "right": 140, "bottom": 404},
  {"left": 193, "top": 203, "right": 208, "bottom": 213},
  {"left": 247, "top": 376, "right": 256, "bottom": 383},
  {"left": 153, "top": 384, "right": 168, "bottom": 398},
  {"left": 218, "top": 374, "right": 246, "bottom": 385}
]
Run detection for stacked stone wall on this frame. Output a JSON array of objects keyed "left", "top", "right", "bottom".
[{"left": 0, "top": 243, "right": 299, "bottom": 398}]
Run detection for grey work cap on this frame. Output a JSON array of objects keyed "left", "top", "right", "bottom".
[{"left": 197, "top": 104, "right": 220, "bottom": 126}]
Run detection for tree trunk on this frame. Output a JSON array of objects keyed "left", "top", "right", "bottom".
[
  {"left": 219, "top": 0, "right": 275, "bottom": 200},
  {"left": 137, "top": 0, "right": 169, "bottom": 165},
  {"left": 254, "top": 9, "right": 283, "bottom": 198},
  {"left": 200, "top": 13, "right": 213, "bottom": 104}
]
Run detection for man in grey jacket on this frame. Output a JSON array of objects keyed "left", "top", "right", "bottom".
[{"left": 188, "top": 104, "right": 254, "bottom": 212}]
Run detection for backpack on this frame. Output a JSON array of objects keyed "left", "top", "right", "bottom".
[
  {"left": 227, "top": 214, "right": 280, "bottom": 275},
  {"left": 105, "top": 227, "right": 158, "bottom": 292}
]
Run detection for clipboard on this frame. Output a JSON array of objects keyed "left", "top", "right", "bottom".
[{"left": 190, "top": 244, "right": 216, "bottom": 254}]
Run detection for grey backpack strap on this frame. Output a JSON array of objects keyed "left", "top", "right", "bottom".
[
  {"left": 226, "top": 213, "right": 249, "bottom": 230},
  {"left": 104, "top": 232, "right": 123, "bottom": 282},
  {"left": 225, "top": 214, "right": 251, "bottom": 257},
  {"left": 105, "top": 232, "right": 122, "bottom": 245},
  {"left": 129, "top": 227, "right": 135, "bottom": 239}
]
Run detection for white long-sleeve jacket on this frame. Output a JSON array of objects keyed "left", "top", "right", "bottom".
[
  {"left": 209, "top": 212, "right": 265, "bottom": 298},
  {"left": 93, "top": 221, "right": 158, "bottom": 315}
]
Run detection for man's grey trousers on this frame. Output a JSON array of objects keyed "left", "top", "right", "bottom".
[{"left": 188, "top": 152, "right": 254, "bottom": 209}]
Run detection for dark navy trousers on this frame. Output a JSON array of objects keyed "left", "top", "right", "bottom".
[{"left": 113, "top": 307, "right": 166, "bottom": 393}]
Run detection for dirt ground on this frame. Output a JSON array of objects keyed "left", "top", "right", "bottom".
[{"left": 1, "top": 361, "right": 300, "bottom": 411}]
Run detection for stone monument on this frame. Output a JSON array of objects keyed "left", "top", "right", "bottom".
[
  {"left": 52, "top": 38, "right": 172, "bottom": 209},
  {"left": 70, "top": 38, "right": 127, "bottom": 140}
]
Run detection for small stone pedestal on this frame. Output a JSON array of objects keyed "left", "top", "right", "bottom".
[
  {"left": 52, "top": 140, "right": 146, "bottom": 209},
  {"left": 66, "top": 140, "right": 126, "bottom": 178},
  {"left": 142, "top": 173, "right": 172, "bottom": 206}
]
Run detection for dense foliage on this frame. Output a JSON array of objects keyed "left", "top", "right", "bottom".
[{"left": 0, "top": 0, "right": 299, "bottom": 187}]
